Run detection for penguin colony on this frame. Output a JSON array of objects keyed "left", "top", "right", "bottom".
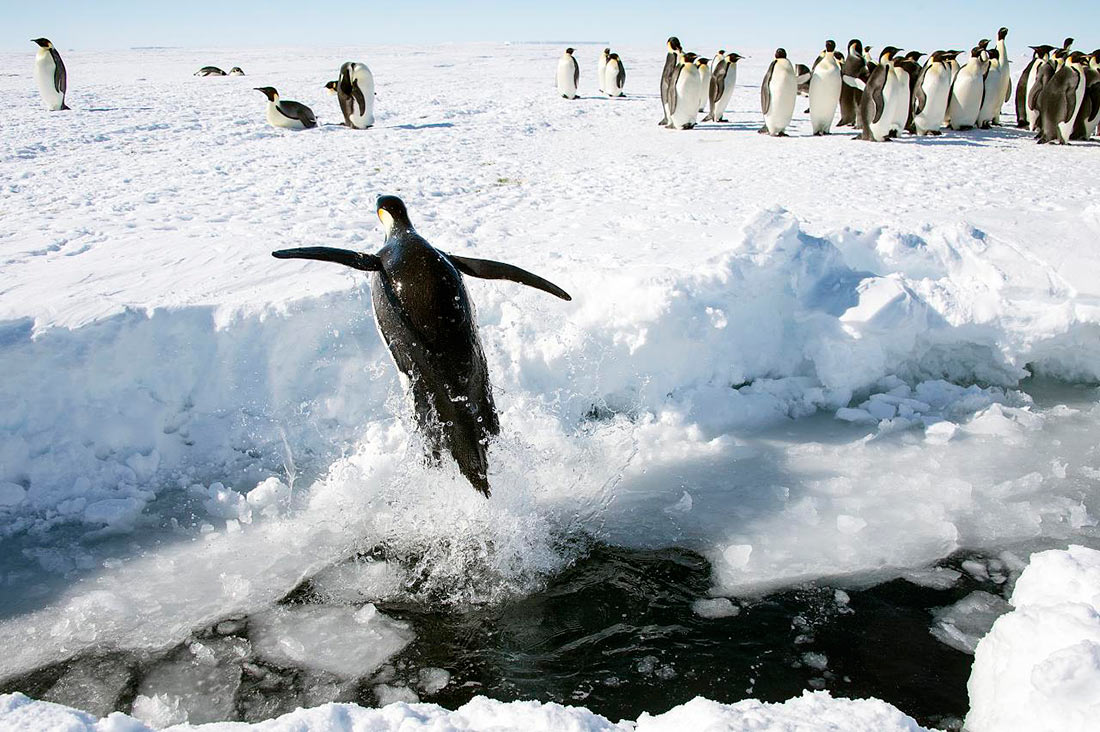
[
  {"left": 560, "top": 32, "right": 1100, "bottom": 144},
  {"left": 23, "top": 32, "right": 1099, "bottom": 496}
]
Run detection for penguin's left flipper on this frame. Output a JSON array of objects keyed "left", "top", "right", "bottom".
[
  {"left": 271, "top": 247, "right": 382, "bottom": 272},
  {"left": 446, "top": 255, "right": 572, "bottom": 301}
]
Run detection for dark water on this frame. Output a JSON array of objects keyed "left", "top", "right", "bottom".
[{"left": 3, "top": 544, "right": 990, "bottom": 729}]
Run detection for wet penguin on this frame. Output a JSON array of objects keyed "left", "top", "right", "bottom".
[
  {"left": 1038, "top": 52, "right": 1089, "bottom": 144},
  {"left": 668, "top": 52, "right": 704, "bottom": 129},
  {"left": 706, "top": 51, "right": 741, "bottom": 122},
  {"left": 912, "top": 52, "right": 953, "bottom": 136},
  {"left": 557, "top": 47, "right": 579, "bottom": 99},
  {"left": 195, "top": 66, "right": 227, "bottom": 76},
  {"left": 271, "top": 196, "right": 572, "bottom": 496},
  {"left": 605, "top": 53, "right": 626, "bottom": 97},
  {"left": 331, "top": 61, "right": 374, "bottom": 129},
  {"left": 759, "top": 48, "right": 800, "bottom": 136},
  {"left": 659, "top": 37, "right": 683, "bottom": 126},
  {"left": 948, "top": 47, "right": 988, "bottom": 130},
  {"left": 809, "top": 42, "right": 843, "bottom": 135},
  {"left": 255, "top": 87, "right": 317, "bottom": 129},
  {"left": 32, "top": 38, "right": 68, "bottom": 111},
  {"left": 838, "top": 39, "right": 866, "bottom": 127}
]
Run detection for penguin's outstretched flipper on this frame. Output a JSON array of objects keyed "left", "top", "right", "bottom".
[
  {"left": 272, "top": 247, "right": 382, "bottom": 272},
  {"left": 446, "top": 255, "right": 572, "bottom": 301}
]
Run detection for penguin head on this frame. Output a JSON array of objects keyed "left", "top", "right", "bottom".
[
  {"left": 904, "top": 50, "right": 924, "bottom": 62},
  {"left": 376, "top": 196, "right": 412, "bottom": 237},
  {"left": 603, "top": 47, "right": 610, "bottom": 55},
  {"left": 977, "top": 39, "right": 990, "bottom": 49},
  {"left": 1063, "top": 37, "right": 1075, "bottom": 51},
  {"left": 1030, "top": 45, "right": 1055, "bottom": 60},
  {"left": 878, "top": 47, "right": 900, "bottom": 62},
  {"left": 717, "top": 49, "right": 725, "bottom": 56},
  {"left": 848, "top": 39, "right": 863, "bottom": 55},
  {"left": 825, "top": 40, "right": 836, "bottom": 53},
  {"left": 997, "top": 27, "right": 1008, "bottom": 41},
  {"left": 986, "top": 48, "right": 1000, "bottom": 61},
  {"left": 229, "top": 67, "right": 244, "bottom": 75},
  {"left": 774, "top": 48, "right": 787, "bottom": 60},
  {"left": 254, "top": 87, "right": 279, "bottom": 102},
  {"left": 834, "top": 51, "right": 844, "bottom": 62},
  {"left": 682, "top": 52, "right": 698, "bottom": 64},
  {"left": 609, "top": 53, "right": 620, "bottom": 61},
  {"left": 31, "top": 38, "right": 52, "bottom": 48},
  {"left": 727, "top": 52, "right": 743, "bottom": 63},
  {"left": 696, "top": 57, "right": 709, "bottom": 67},
  {"left": 565, "top": 48, "right": 575, "bottom": 55},
  {"left": 324, "top": 80, "right": 338, "bottom": 95},
  {"left": 1067, "top": 51, "right": 1088, "bottom": 66},
  {"left": 668, "top": 37, "right": 682, "bottom": 52}
]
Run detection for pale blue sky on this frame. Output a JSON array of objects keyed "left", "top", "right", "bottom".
[{"left": 3, "top": 1, "right": 1097, "bottom": 52}]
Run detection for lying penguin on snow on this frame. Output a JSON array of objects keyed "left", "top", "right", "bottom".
[{"left": 272, "top": 196, "right": 571, "bottom": 497}]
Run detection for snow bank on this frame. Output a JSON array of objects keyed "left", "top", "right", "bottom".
[
  {"left": 966, "top": 545, "right": 1100, "bottom": 732},
  {"left": 0, "top": 690, "right": 935, "bottom": 731}
]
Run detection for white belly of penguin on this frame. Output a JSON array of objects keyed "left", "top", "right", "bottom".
[
  {"left": 35, "top": 52, "right": 64, "bottom": 110},
  {"left": 978, "top": 63, "right": 1005, "bottom": 124},
  {"left": 606, "top": 63, "right": 623, "bottom": 96},
  {"left": 670, "top": 69, "right": 702, "bottom": 128},
  {"left": 1058, "top": 71, "right": 1086, "bottom": 142},
  {"left": 914, "top": 68, "right": 951, "bottom": 133},
  {"left": 557, "top": 58, "right": 577, "bottom": 98},
  {"left": 764, "top": 67, "right": 796, "bottom": 134},
  {"left": 715, "top": 66, "right": 737, "bottom": 119},
  {"left": 347, "top": 64, "right": 375, "bottom": 128},
  {"left": 808, "top": 64, "right": 841, "bottom": 133},
  {"left": 890, "top": 69, "right": 910, "bottom": 131},
  {"left": 267, "top": 103, "right": 306, "bottom": 129},
  {"left": 949, "top": 69, "right": 983, "bottom": 128}
]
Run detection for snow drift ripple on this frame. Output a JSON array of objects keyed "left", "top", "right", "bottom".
[{"left": 1, "top": 208, "right": 1099, "bottom": 680}]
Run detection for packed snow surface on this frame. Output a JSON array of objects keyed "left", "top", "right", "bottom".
[
  {"left": 967, "top": 545, "right": 1100, "bottom": 732},
  {"left": 2, "top": 42, "right": 1100, "bottom": 724},
  {"left": 0, "top": 690, "right": 936, "bottom": 731}
]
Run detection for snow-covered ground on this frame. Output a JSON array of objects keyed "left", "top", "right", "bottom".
[{"left": 2, "top": 42, "right": 1100, "bottom": 728}]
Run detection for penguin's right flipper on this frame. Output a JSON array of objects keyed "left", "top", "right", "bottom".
[
  {"left": 842, "top": 75, "right": 866, "bottom": 92},
  {"left": 446, "top": 255, "right": 572, "bottom": 301},
  {"left": 272, "top": 247, "right": 382, "bottom": 272}
]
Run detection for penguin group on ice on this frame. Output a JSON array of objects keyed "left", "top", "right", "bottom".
[{"left": 631, "top": 29, "right": 1100, "bottom": 143}]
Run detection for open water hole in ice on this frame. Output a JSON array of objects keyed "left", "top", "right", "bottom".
[{"left": 5, "top": 378, "right": 1099, "bottom": 729}]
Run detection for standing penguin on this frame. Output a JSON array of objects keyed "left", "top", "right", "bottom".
[
  {"left": 271, "top": 197, "right": 571, "bottom": 497},
  {"left": 697, "top": 57, "right": 713, "bottom": 113},
  {"left": 978, "top": 48, "right": 1007, "bottom": 129},
  {"left": 759, "top": 48, "right": 800, "bottom": 136},
  {"left": 32, "top": 38, "right": 68, "bottom": 111},
  {"left": 669, "top": 53, "right": 703, "bottom": 129},
  {"left": 605, "top": 53, "right": 626, "bottom": 97},
  {"left": 1027, "top": 49, "right": 1057, "bottom": 131},
  {"left": 255, "top": 87, "right": 317, "bottom": 129},
  {"left": 332, "top": 61, "right": 374, "bottom": 129},
  {"left": 1038, "top": 52, "right": 1088, "bottom": 144},
  {"left": 1016, "top": 45, "right": 1054, "bottom": 128},
  {"left": 597, "top": 48, "right": 610, "bottom": 94},
  {"left": 706, "top": 51, "right": 741, "bottom": 122},
  {"left": 890, "top": 55, "right": 918, "bottom": 136},
  {"left": 838, "top": 39, "right": 866, "bottom": 126},
  {"left": 912, "top": 52, "right": 953, "bottom": 136},
  {"left": 659, "top": 37, "right": 683, "bottom": 126},
  {"left": 948, "top": 47, "right": 988, "bottom": 130},
  {"left": 809, "top": 42, "right": 842, "bottom": 135},
  {"left": 992, "top": 27, "right": 1011, "bottom": 125},
  {"left": 557, "top": 48, "right": 579, "bottom": 99},
  {"left": 846, "top": 47, "right": 902, "bottom": 141},
  {"left": 1075, "top": 51, "right": 1100, "bottom": 140}
]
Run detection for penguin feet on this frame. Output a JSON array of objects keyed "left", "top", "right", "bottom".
[
  {"left": 758, "top": 126, "right": 770, "bottom": 135},
  {"left": 776, "top": 131, "right": 789, "bottom": 137}
]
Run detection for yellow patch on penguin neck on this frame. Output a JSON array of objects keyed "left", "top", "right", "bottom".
[{"left": 378, "top": 209, "right": 395, "bottom": 236}]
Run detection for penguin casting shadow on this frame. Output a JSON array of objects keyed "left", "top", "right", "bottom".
[{"left": 272, "top": 196, "right": 572, "bottom": 497}]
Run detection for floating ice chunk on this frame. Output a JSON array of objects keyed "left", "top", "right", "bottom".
[
  {"left": 310, "top": 559, "right": 405, "bottom": 604},
  {"left": 82, "top": 497, "right": 146, "bottom": 531},
  {"left": 374, "top": 684, "right": 419, "bottom": 705},
  {"left": 249, "top": 603, "right": 413, "bottom": 679},
  {"left": 131, "top": 692, "right": 188, "bottom": 727},
  {"left": 902, "top": 567, "right": 962, "bottom": 590},
  {"left": 198, "top": 482, "right": 252, "bottom": 523},
  {"left": 135, "top": 637, "right": 249, "bottom": 725},
  {"left": 967, "top": 546, "right": 1100, "bottom": 732},
  {"left": 863, "top": 398, "right": 897, "bottom": 421},
  {"left": 835, "top": 408, "right": 875, "bottom": 423},
  {"left": 931, "top": 591, "right": 1011, "bottom": 654},
  {"left": 417, "top": 667, "right": 452, "bottom": 695},
  {"left": 923, "top": 420, "right": 957, "bottom": 444},
  {"left": 0, "top": 482, "right": 27, "bottom": 508},
  {"left": 246, "top": 477, "right": 291, "bottom": 518},
  {"left": 42, "top": 655, "right": 133, "bottom": 717},
  {"left": 692, "top": 597, "right": 740, "bottom": 619},
  {"left": 802, "top": 652, "right": 828, "bottom": 670}
]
